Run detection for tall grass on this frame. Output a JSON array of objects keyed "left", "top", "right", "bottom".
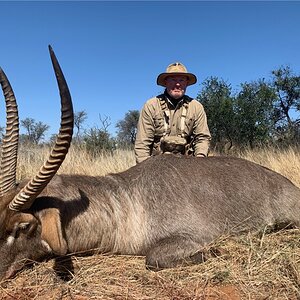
[
  {"left": 237, "top": 146, "right": 300, "bottom": 187},
  {"left": 2, "top": 145, "right": 300, "bottom": 300},
  {"left": 18, "top": 144, "right": 300, "bottom": 184},
  {"left": 17, "top": 144, "right": 136, "bottom": 180}
]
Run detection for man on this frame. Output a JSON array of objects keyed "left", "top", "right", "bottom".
[{"left": 134, "top": 62, "right": 211, "bottom": 164}]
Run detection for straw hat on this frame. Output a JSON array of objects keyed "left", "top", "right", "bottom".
[{"left": 157, "top": 62, "right": 197, "bottom": 87}]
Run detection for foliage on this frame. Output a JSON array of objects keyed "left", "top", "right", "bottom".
[
  {"left": 74, "top": 110, "right": 88, "bottom": 142},
  {"left": 82, "top": 115, "right": 115, "bottom": 155},
  {"left": 116, "top": 110, "right": 139, "bottom": 147},
  {"left": 271, "top": 66, "right": 300, "bottom": 144},
  {"left": 197, "top": 66, "right": 300, "bottom": 152},
  {"left": 20, "top": 118, "right": 50, "bottom": 144},
  {"left": 83, "top": 127, "right": 115, "bottom": 154},
  {"left": 197, "top": 77, "right": 236, "bottom": 152},
  {"left": 234, "top": 80, "right": 276, "bottom": 148}
]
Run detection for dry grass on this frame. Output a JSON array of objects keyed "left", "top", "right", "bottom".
[
  {"left": 1, "top": 145, "right": 300, "bottom": 300},
  {"left": 237, "top": 146, "right": 300, "bottom": 188},
  {"left": 17, "top": 145, "right": 136, "bottom": 179}
]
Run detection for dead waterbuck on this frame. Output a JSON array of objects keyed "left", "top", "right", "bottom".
[{"left": 0, "top": 48, "right": 299, "bottom": 280}]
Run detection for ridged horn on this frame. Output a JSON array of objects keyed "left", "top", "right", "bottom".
[
  {"left": 0, "top": 68, "right": 19, "bottom": 197},
  {"left": 9, "top": 45, "right": 74, "bottom": 211}
]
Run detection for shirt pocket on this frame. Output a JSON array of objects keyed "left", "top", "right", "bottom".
[
  {"left": 153, "top": 115, "right": 165, "bottom": 136},
  {"left": 185, "top": 117, "right": 194, "bottom": 135}
]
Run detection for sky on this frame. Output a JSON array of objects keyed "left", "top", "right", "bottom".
[{"left": 1, "top": 1, "right": 300, "bottom": 138}]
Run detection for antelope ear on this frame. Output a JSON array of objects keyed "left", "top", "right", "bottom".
[{"left": 39, "top": 208, "right": 67, "bottom": 255}]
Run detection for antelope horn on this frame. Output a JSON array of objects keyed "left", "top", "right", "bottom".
[
  {"left": 0, "top": 68, "right": 19, "bottom": 197},
  {"left": 9, "top": 45, "right": 74, "bottom": 211}
]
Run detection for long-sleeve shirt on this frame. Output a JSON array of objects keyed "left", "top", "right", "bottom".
[{"left": 134, "top": 94, "right": 211, "bottom": 163}]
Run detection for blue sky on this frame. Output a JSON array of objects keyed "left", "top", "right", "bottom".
[{"left": 1, "top": 1, "right": 300, "bottom": 138}]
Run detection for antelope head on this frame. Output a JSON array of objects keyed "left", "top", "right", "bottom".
[{"left": 0, "top": 46, "right": 73, "bottom": 279}]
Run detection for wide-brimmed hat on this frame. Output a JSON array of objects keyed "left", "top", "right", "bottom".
[{"left": 157, "top": 62, "right": 197, "bottom": 87}]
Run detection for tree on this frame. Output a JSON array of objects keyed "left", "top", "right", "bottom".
[
  {"left": 83, "top": 127, "right": 115, "bottom": 154},
  {"left": 83, "top": 115, "right": 115, "bottom": 154},
  {"left": 197, "top": 77, "right": 236, "bottom": 151},
  {"left": 271, "top": 66, "right": 300, "bottom": 143},
  {"left": 74, "top": 110, "right": 87, "bottom": 141},
  {"left": 196, "top": 66, "right": 300, "bottom": 151},
  {"left": 20, "top": 118, "right": 49, "bottom": 144},
  {"left": 234, "top": 80, "right": 276, "bottom": 148},
  {"left": 116, "top": 110, "right": 139, "bottom": 146}
]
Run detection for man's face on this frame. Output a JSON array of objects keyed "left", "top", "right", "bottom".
[{"left": 165, "top": 75, "right": 188, "bottom": 99}]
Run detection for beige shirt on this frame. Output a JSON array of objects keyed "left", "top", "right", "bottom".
[{"left": 135, "top": 94, "right": 211, "bottom": 163}]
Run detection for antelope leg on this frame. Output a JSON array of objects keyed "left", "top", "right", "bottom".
[{"left": 145, "top": 235, "right": 206, "bottom": 271}]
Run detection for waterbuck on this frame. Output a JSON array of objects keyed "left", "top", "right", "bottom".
[{"left": 0, "top": 47, "right": 299, "bottom": 280}]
